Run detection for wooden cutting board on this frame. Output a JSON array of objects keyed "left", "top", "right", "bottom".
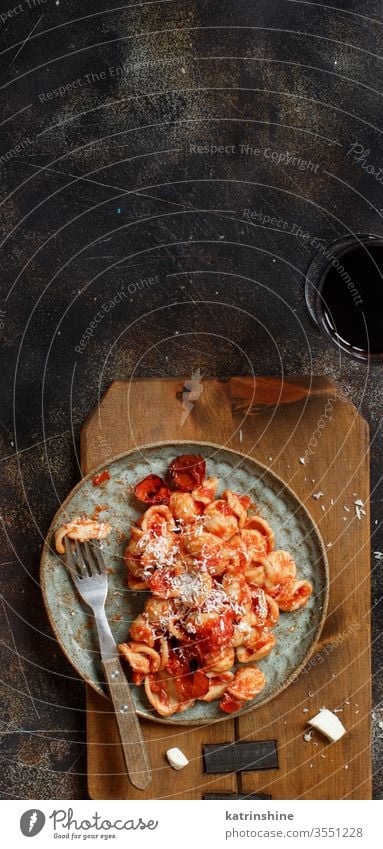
[{"left": 81, "top": 376, "right": 371, "bottom": 800}]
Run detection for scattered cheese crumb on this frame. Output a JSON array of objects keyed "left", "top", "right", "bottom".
[
  {"left": 303, "top": 730, "right": 315, "bottom": 742},
  {"left": 313, "top": 492, "right": 324, "bottom": 499},
  {"left": 354, "top": 499, "right": 366, "bottom": 521},
  {"left": 327, "top": 542, "right": 332, "bottom": 548},
  {"left": 302, "top": 707, "right": 309, "bottom": 713},
  {"left": 308, "top": 709, "right": 346, "bottom": 742},
  {"left": 344, "top": 506, "right": 350, "bottom": 512},
  {"left": 299, "top": 457, "right": 306, "bottom": 464},
  {"left": 239, "top": 429, "right": 243, "bottom": 443},
  {"left": 166, "top": 747, "right": 189, "bottom": 770}
]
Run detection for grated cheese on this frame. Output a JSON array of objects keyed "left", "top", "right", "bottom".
[{"left": 308, "top": 709, "right": 346, "bottom": 742}]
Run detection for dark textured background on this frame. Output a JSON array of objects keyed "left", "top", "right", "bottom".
[{"left": 0, "top": 0, "right": 382, "bottom": 799}]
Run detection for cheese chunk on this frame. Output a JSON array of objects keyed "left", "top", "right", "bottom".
[
  {"left": 308, "top": 709, "right": 346, "bottom": 742},
  {"left": 166, "top": 747, "right": 189, "bottom": 770}
]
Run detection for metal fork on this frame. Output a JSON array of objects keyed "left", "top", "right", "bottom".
[{"left": 64, "top": 537, "right": 151, "bottom": 790}]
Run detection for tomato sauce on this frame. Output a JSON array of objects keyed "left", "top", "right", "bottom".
[
  {"left": 220, "top": 692, "right": 242, "bottom": 713},
  {"left": 92, "top": 470, "right": 110, "bottom": 487}
]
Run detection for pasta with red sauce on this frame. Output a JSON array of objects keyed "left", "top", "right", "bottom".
[{"left": 118, "top": 455, "right": 313, "bottom": 717}]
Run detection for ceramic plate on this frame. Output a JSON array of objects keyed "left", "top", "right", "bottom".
[{"left": 40, "top": 441, "right": 329, "bottom": 725}]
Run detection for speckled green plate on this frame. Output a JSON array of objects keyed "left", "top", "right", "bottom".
[{"left": 40, "top": 441, "right": 329, "bottom": 725}]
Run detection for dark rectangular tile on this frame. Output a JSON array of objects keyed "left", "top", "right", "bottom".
[{"left": 203, "top": 741, "right": 278, "bottom": 773}]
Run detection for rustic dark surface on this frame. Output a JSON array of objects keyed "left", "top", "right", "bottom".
[{"left": 0, "top": 0, "right": 382, "bottom": 800}]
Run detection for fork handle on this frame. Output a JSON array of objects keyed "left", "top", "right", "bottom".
[{"left": 102, "top": 657, "right": 151, "bottom": 790}]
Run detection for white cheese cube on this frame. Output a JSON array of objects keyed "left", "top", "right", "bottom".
[
  {"left": 166, "top": 747, "right": 189, "bottom": 770},
  {"left": 308, "top": 709, "right": 346, "bottom": 742}
]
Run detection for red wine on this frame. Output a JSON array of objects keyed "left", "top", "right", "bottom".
[{"left": 320, "top": 244, "right": 383, "bottom": 357}]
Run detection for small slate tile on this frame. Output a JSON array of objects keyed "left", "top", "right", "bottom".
[
  {"left": 203, "top": 741, "right": 278, "bottom": 773},
  {"left": 204, "top": 793, "right": 272, "bottom": 800}
]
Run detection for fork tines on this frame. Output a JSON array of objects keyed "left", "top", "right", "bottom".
[{"left": 64, "top": 537, "right": 106, "bottom": 579}]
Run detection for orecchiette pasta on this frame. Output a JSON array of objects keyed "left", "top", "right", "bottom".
[
  {"left": 129, "top": 613, "right": 156, "bottom": 647},
  {"left": 236, "top": 629, "right": 276, "bottom": 662},
  {"left": 54, "top": 517, "right": 111, "bottom": 553},
  {"left": 274, "top": 579, "right": 313, "bottom": 611},
  {"left": 169, "top": 492, "right": 203, "bottom": 522},
  {"left": 114, "top": 455, "right": 313, "bottom": 716},
  {"left": 199, "top": 671, "right": 235, "bottom": 701},
  {"left": 192, "top": 476, "right": 218, "bottom": 505},
  {"left": 118, "top": 642, "right": 161, "bottom": 682},
  {"left": 243, "top": 515, "right": 275, "bottom": 552},
  {"left": 261, "top": 550, "right": 297, "bottom": 595},
  {"left": 202, "top": 647, "right": 235, "bottom": 673},
  {"left": 203, "top": 500, "right": 239, "bottom": 539}
]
